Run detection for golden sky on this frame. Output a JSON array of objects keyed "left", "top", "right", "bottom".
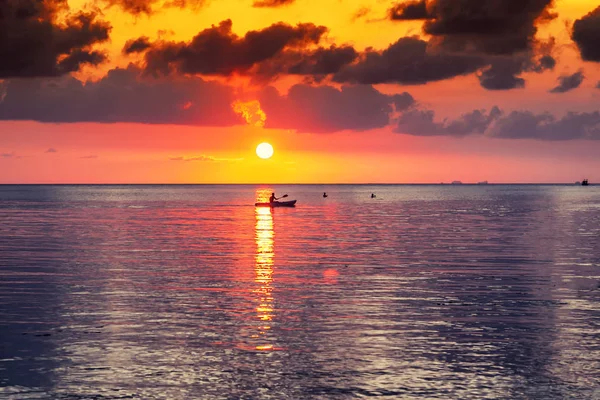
[{"left": 0, "top": 0, "right": 599, "bottom": 183}]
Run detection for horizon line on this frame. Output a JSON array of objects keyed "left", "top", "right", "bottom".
[{"left": 0, "top": 182, "right": 593, "bottom": 186}]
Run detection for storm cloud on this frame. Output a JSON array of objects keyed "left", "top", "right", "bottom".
[
  {"left": 572, "top": 6, "right": 600, "bottom": 62},
  {"left": 0, "top": 0, "right": 111, "bottom": 78}
]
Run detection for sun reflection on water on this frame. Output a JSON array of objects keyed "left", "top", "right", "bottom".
[{"left": 254, "top": 206, "right": 275, "bottom": 350}]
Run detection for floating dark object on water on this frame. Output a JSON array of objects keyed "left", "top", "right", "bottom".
[
  {"left": 255, "top": 200, "right": 297, "bottom": 207},
  {"left": 371, "top": 193, "right": 376, "bottom": 198},
  {"left": 323, "top": 192, "right": 328, "bottom": 198},
  {"left": 582, "top": 179, "right": 589, "bottom": 186}
]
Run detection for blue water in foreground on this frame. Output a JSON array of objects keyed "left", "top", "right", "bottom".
[{"left": 1, "top": 184, "right": 599, "bottom": 399}]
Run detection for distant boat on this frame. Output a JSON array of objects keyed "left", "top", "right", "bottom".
[
  {"left": 582, "top": 179, "right": 589, "bottom": 186},
  {"left": 451, "top": 181, "right": 463, "bottom": 185},
  {"left": 477, "top": 181, "right": 489, "bottom": 185}
]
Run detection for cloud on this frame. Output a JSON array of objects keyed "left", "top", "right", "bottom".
[
  {"left": 476, "top": 54, "right": 554, "bottom": 90},
  {"left": 351, "top": 7, "right": 371, "bottom": 21},
  {"left": 395, "top": 107, "right": 502, "bottom": 136},
  {"left": 169, "top": 155, "right": 243, "bottom": 162},
  {"left": 102, "top": 0, "right": 207, "bottom": 15},
  {"left": 80, "top": 155, "right": 98, "bottom": 159},
  {"left": 0, "top": 65, "right": 240, "bottom": 126},
  {"left": 489, "top": 110, "right": 600, "bottom": 140},
  {"left": 333, "top": 36, "right": 487, "bottom": 85},
  {"left": 45, "top": 148, "right": 58, "bottom": 153},
  {"left": 394, "top": 106, "right": 600, "bottom": 140},
  {"left": 254, "top": 45, "right": 359, "bottom": 82},
  {"left": 572, "top": 6, "right": 600, "bottom": 62},
  {"left": 549, "top": 70, "right": 584, "bottom": 93},
  {"left": 597, "top": 81, "right": 600, "bottom": 89},
  {"left": 259, "top": 84, "right": 414, "bottom": 133},
  {"left": 123, "top": 37, "right": 152, "bottom": 54},
  {"left": 419, "top": 0, "right": 556, "bottom": 56},
  {"left": 384, "top": 0, "right": 557, "bottom": 90},
  {"left": 0, "top": 0, "right": 111, "bottom": 78},
  {"left": 1, "top": 152, "right": 17, "bottom": 158},
  {"left": 142, "top": 19, "right": 329, "bottom": 76},
  {"left": 252, "top": 0, "right": 294, "bottom": 7},
  {"left": 388, "top": 0, "right": 431, "bottom": 20}
]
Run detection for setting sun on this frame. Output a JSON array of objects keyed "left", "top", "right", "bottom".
[{"left": 256, "top": 143, "right": 274, "bottom": 159}]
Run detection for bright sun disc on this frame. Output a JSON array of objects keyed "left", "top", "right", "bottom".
[{"left": 256, "top": 142, "right": 274, "bottom": 159}]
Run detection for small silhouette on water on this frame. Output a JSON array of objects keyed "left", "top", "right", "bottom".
[
  {"left": 269, "top": 192, "right": 286, "bottom": 203},
  {"left": 323, "top": 192, "right": 328, "bottom": 198},
  {"left": 582, "top": 179, "right": 589, "bottom": 186},
  {"left": 371, "top": 193, "right": 376, "bottom": 198}
]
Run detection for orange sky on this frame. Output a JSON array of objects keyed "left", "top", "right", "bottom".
[{"left": 1, "top": 0, "right": 599, "bottom": 183}]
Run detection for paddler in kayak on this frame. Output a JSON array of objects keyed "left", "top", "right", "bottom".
[{"left": 269, "top": 192, "right": 282, "bottom": 203}]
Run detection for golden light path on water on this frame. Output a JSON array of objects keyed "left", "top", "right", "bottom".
[{"left": 254, "top": 205, "right": 275, "bottom": 351}]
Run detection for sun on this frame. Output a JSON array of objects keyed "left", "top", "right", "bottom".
[{"left": 256, "top": 142, "right": 274, "bottom": 159}]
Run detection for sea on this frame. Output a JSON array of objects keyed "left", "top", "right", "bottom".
[{"left": 1, "top": 184, "right": 599, "bottom": 399}]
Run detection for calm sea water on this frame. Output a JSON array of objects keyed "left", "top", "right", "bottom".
[{"left": 1, "top": 184, "right": 599, "bottom": 399}]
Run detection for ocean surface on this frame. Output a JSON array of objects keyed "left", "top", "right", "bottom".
[{"left": 1, "top": 184, "right": 599, "bottom": 399}]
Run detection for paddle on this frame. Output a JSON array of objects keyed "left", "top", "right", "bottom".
[{"left": 280, "top": 194, "right": 288, "bottom": 199}]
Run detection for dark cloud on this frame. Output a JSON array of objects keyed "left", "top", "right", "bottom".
[
  {"left": 572, "top": 6, "right": 600, "bottom": 62},
  {"left": 252, "top": 0, "right": 294, "bottom": 8},
  {"left": 333, "top": 36, "right": 487, "bottom": 85},
  {"left": 489, "top": 110, "right": 600, "bottom": 140},
  {"left": 142, "top": 19, "right": 328, "bottom": 76},
  {"left": 478, "top": 60, "right": 526, "bottom": 90},
  {"left": 80, "top": 155, "right": 98, "bottom": 159},
  {"left": 102, "top": 0, "right": 207, "bottom": 15},
  {"left": 421, "top": 0, "right": 556, "bottom": 55},
  {"left": 597, "top": 81, "right": 600, "bottom": 89},
  {"left": 478, "top": 53, "right": 555, "bottom": 90},
  {"left": 394, "top": 105, "right": 600, "bottom": 140},
  {"left": 549, "top": 70, "right": 584, "bottom": 93},
  {"left": 123, "top": 37, "right": 152, "bottom": 54},
  {"left": 1, "top": 152, "right": 17, "bottom": 158},
  {"left": 395, "top": 107, "right": 501, "bottom": 136},
  {"left": 259, "top": 84, "right": 414, "bottom": 133},
  {"left": 0, "top": 65, "right": 240, "bottom": 126},
  {"left": 385, "top": 0, "right": 558, "bottom": 90},
  {"left": 0, "top": 0, "right": 111, "bottom": 78},
  {"left": 45, "top": 148, "right": 58, "bottom": 153},
  {"left": 389, "top": 0, "right": 431, "bottom": 20},
  {"left": 253, "top": 45, "right": 358, "bottom": 82}
]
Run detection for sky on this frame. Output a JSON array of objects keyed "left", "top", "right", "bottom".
[{"left": 1, "top": 0, "right": 599, "bottom": 183}]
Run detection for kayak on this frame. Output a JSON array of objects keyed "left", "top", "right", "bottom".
[{"left": 255, "top": 200, "right": 297, "bottom": 207}]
